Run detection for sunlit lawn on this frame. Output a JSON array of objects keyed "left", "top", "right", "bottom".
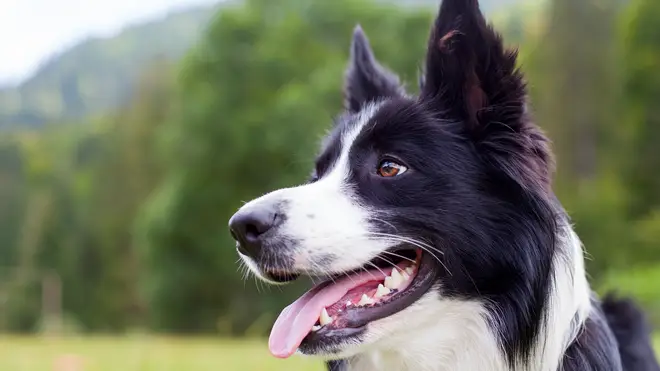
[
  {"left": 0, "top": 336, "right": 324, "bottom": 371},
  {"left": 0, "top": 335, "right": 658, "bottom": 371}
]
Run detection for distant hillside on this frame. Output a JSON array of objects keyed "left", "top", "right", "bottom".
[{"left": 0, "top": 5, "right": 217, "bottom": 129}]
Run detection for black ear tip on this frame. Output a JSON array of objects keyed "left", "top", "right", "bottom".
[
  {"left": 440, "top": 0, "right": 480, "bottom": 10},
  {"left": 353, "top": 24, "right": 365, "bottom": 38},
  {"left": 435, "top": 0, "right": 483, "bottom": 24},
  {"left": 350, "top": 24, "right": 374, "bottom": 62},
  {"left": 351, "top": 24, "right": 369, "bottom": 49}
]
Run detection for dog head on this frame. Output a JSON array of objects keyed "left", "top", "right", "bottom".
[{"left": 229, "top": 0, "right": 557, "bottom": 362}]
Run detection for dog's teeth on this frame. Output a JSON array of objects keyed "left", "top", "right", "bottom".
[
  {"left": 312, "top": 325, "right": 321, "bottom": 332},
  {"left": 375, "top": 284, "right": 391, "bottom": 298},
  {"left": 401, "top": 271, "right": 410, "bottom": 280},
  {"left": 385, "top": 269, "right": 403, "bottom": 289},
  {"left": 346, "top": 300, "right": 353, "bottom": 307},
  {"left": 320, "top": 308, "right": 333, "bottom": 326},
  {"left": 405, "top": 266, "right": 414, "bottom": 276},
  {"left": 358, "top": 294, "right": 375, "bottom": 306}
]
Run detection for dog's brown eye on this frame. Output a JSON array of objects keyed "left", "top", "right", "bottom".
[{"left": 377, "top": 160, "right": 407, "bottom": 177}]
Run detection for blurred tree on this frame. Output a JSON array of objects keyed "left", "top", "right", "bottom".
[
  {"left": 74, "top": 60, "right": 174, "bottom": 330},
  {"left": 620, "top": 0, "right": 660, "bottom": 217},
  {"left": 604, "top": 0, "right": 660, "bottom": 310},
  {"left": 0, "top": 139, "right": 26, "bottom": 268},
  {"left": 526, "top": 0, "right": 626, "bottom": 277},
  {"left": 531, "top": 0, "right": 620, "bottom": 191},
  {"left": 0, "top": 138, "right": 33, "bottom": 331}
]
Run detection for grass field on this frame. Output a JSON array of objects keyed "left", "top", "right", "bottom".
[
  {"left": 0, "top": 336, "right": 324, "bottom": 371},
  {"left": 0, "top": 335, "right": 657, "bottom": 371}
]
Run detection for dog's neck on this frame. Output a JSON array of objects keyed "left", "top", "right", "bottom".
[{"left": 337, "top": 228, "right": 593, "bottom": 371}]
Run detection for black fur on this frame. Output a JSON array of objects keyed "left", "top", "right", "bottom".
[
  {"left": 316, "top": 0, "right": 659, "bottom": 370},
  {"left": 603, "top": 295, "right": 660, "bottom": 371}
]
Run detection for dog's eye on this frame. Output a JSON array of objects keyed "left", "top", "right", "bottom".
[{"left": 377, "top": 160, "right": 407, "bottom": 177}]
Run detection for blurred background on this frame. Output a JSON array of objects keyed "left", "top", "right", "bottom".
[{"left": 0, "top": 0, "right": 658, "bottom": 370}]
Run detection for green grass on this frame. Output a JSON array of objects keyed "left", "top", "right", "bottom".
[
  {"left": 0, "top": 335, "right": 657, "bottom": 371},
  {"left": 0, "top": 336, "right": 324, "bottom": 371}
]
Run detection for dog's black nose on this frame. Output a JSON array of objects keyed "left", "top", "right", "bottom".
[{"left": 228, "top": 205, "right": 280, "bottom": 258}]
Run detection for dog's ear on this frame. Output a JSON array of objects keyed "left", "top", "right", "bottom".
[
  {"left": 344, "top": 26, "right": 403, "bottom": 113},
  {"left": 421, "top": 0, "right": 553, "bottom": 191},
  {"left": 421, "top": 0, "right": 513, "bottom": 126}
]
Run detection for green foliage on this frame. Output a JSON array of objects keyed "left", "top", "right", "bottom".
[
  {"left": 595, "top": 0, "right": 660, "bottom": 325},
  {"left": 0, "top": 138, "right": 26, "bottom": 268},
  {"left": 620, "top": 0, "right": 660, "bottom": 217}
]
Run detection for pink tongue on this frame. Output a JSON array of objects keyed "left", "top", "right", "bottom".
[{"left": 268, "top": 268, "right": 393, "bottom": 358}]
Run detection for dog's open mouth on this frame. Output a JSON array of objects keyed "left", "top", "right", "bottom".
[{"left": 268, "top": 248, "right": 436, "bottom": 358}]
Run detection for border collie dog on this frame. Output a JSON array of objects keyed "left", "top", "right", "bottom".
[{"left": 229, "top": 1, "right": 660, "bottom": 370}]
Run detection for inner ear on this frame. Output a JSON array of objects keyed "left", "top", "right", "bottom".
[{"left": 344, "top": 26, "right": 404, "bottom": 113}]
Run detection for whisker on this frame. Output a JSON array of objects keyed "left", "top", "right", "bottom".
[
  {"left": 371, "top": 217, "right": 399, "bottom": 233},
  {"left": 253, "top": 276, "right": 261, "bottom": 293}
]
